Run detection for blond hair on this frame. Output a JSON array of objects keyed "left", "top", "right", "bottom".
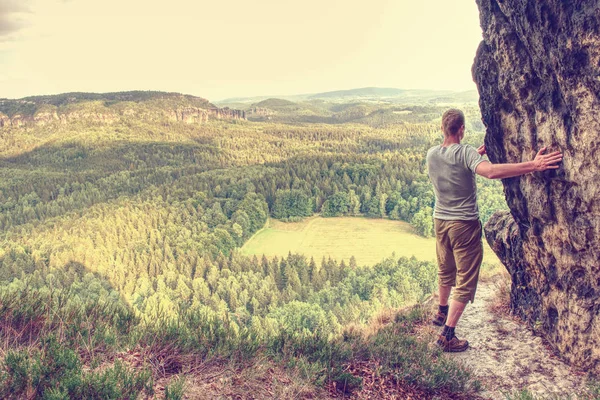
[{"left": 442, "top": 109, "right": 465, "bottom": 136}]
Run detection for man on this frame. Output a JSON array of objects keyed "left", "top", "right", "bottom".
[{"left": 426, "top": 108, "right": 562, "bottom": 352}]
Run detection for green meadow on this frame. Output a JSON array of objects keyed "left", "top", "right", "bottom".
[{"left": 242, "top": 216, "right": 500, "bottom": 268}]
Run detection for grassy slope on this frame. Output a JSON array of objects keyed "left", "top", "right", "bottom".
[{"left": 242, "top": 216, "right": 500, "bottom": 268}]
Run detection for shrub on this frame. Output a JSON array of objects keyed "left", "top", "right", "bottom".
[{"left": 0, "top": 335, "right": 153, "bottom": 399}]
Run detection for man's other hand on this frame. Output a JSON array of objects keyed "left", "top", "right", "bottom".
[
  {"left": 477, "top": 145, "right": 486, "bottom": 156},
  {"left": 533, "top": 147, "right": 563, "bottom": 172}
]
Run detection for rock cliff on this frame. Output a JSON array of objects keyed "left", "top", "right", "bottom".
[
  {"left": 0, "top": 92, "right": 245, "bottom": 128},
  {"left": 473, "top": 1, "right": 600, "bottom": 372}
]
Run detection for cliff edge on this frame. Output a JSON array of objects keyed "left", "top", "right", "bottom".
[{"left": 473, "top": 1, "right": 600, "bottom": 372}]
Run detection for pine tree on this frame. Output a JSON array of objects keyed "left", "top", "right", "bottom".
[{"left": 349, "top": 255, "right": 358, "bottom": 269}]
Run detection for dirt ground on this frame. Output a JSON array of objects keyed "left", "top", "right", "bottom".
[{"left": 424, "top": 278, "right": 591, "bottom": 399}]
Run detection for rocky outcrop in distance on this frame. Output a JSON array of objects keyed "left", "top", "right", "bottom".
[
  {"left": 169, "top": 107, "right": 245, "bottom": 124},
  {"left": 0, "top": 92, "right": 245, "bottom": 128},
  {"left": 0, "top": 106, "right": 246, "bottom": 128},
  {"left": 0, "top": 107, "right": 120, "bottom": 127},
  {"left": 473, "top": 0, "right": 600, "bottom": 372}
]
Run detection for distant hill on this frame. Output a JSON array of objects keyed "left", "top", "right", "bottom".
[
  {"left": 216, "top": 95, "right": 292, "bottom": 105},
  {"left": 0, "top": 91, "right": 245, "bottom": 128},
  {"left": 253, "top": 98, "right": 297, "bottom": 108},
  {"left": 309, "top": 87, "right": 407, "bottom": 99},
  {"left": 309, "top": 87, "right": 479, "bottom": 103},
  {"left": 223, "top": 89, "right": 482, "bottom": 127},
  {"left": 428, "top": 91, "right": 480, "bottom": 103},
  {"left": 21, "top": 91, "right": 212, "bottom": 107},
  {"left": 0, "top": 91, "right": 214, "bottom": 118},
  {"left": 217, "top": 87, "right": 479, "bottom": 106},
  {"left": 244, "top": 98, "right": 331, "bottom": 123},
  {"left": 0, "top": 89, "right": 479, "bottom": 129}
]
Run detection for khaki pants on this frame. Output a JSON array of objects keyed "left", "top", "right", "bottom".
[{"left": 434, "top": 218, "right": 483, "bottom": 304}]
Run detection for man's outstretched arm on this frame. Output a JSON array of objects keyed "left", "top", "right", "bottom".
[{"left": 475, "top": 147, "right": 563, "bottom": 179}]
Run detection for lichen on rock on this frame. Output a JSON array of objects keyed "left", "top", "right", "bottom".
[{"left": 473, "top": 0, "right": 600, "bottom": 372}]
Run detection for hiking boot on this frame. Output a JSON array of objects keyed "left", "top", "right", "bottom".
[
  {"left": 431, "top": 311, "right": 447, "bottom": 327},
  {"left": 436, "top": 334, "right": 469, "bottom": 352}
]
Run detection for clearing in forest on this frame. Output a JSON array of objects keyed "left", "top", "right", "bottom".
[{"left": 242, "top": 216, "right": 498, "bottom": 267}]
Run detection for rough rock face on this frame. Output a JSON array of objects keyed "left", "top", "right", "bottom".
[
  {"left": 210, "top": 107, "right": 245, "bottom": 120},
  {"left": 473, "top": 1, "right": 600, "bottom": 372}
]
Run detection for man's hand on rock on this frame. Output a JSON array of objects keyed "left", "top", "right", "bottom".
[
  {"left": 477, "top": 145, "right": 486, "bottom": 156},
  {"left": 533, "top": 147, "right": 563, "bottom": 172}
]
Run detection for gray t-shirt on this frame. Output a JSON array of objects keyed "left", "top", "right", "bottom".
[{"left": 426, "top": 144, "right": 486, "bottom": 221}]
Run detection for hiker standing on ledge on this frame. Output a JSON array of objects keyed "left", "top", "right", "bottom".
[{"left": 426, "top": 108, "right": 562, "bottom": 352}]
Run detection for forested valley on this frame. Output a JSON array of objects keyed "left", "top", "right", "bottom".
[{"left": 0, "top": 92, "right": 506, "bottom": 398}]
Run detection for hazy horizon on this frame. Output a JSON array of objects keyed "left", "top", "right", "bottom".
[
  {"left": 1, "top": 0, "right": 483, "bottom": 101},
  {"left": 0, "top": 85, "right": 479, "bottom": 103}
]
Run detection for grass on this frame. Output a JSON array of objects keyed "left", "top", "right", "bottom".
[
  {"left": 322, "top": 305, "right": 482, "bottom": 399},
  {"left": 242, "top": 216, "right": 501, "bottom": 268},
  {"left": 0, "top": 286, "right": 481, "bottom": 399}
]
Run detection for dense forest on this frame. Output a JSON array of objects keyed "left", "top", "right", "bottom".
[{"left": 0, "top": 93, "right": 508, "bottom": 398}]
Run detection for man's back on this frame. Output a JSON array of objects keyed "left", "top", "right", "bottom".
[
  {"left": 426, "top": 143, "right": 485, "bottom": 221},
  {"left": 427, "top": 108, "right": 562, "bottom": 353}
]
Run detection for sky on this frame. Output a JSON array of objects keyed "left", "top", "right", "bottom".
[{"left": 0, "top": 0, "right": 483, "bottom": 101}]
